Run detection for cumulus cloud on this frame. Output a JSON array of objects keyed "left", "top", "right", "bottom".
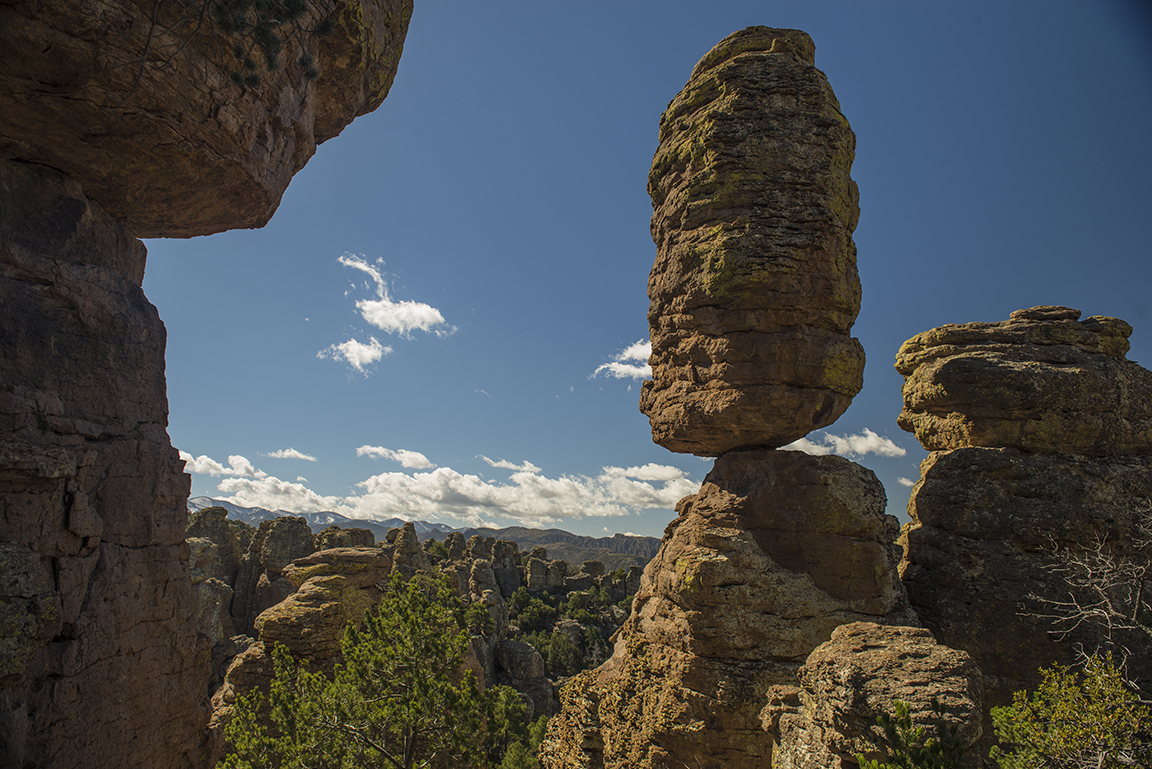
[
  {"left": 479, "top": 456, "right": 542, "bottom": 474},
  {"left": 897, "top": 477, "right": 917, "bottom": 487},
  {"left": 179, "top": 451, "right": 267, "bottom": 478},
  {"left": 357, "top": 445, "right": 436, "bottom": 469},
  {"left": 265, "top": 448, "right": 317, "bottom": 462},
  {"left": 317, "top": 337, "right": 390, "bottom": 373},
  {"left": 593, "top": 339, "right": 651, "bottom": 380},
  {"left": 338, "top": 254, "right": 452, "bottom": 337},
  {"left": 782, "top": 429, "right": 907, "bottom": 459},
  {"left": 193, "top": 450, "right": 699, "bottom": 529}
]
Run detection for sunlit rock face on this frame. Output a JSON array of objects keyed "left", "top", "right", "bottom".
[
  {"left": 895, "top": 305, "right": 1152, "bottom": 455},
  {"left": 641, "top": 26, "right": 864, "bottom": 457},
  {"left": 0, "top": 0, "right": 412, "bottom": 237},
  {"left": 539, "top": 450, "right": 915, "bottom": 769},
  {"left": 0, "top": 2, "right": 412, "bottom": 767}
]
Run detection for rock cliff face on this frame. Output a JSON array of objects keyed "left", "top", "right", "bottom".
[
  {"left": 640, "top": 26, "right": 864, "bottom": 457},
  {"left": 897, "top": 306, "right": 1152, "bottom": 751},
  {"left": 0, "top": 3, "right": 411, "bottom": 767}
]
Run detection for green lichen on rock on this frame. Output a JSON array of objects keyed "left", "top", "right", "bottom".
[{"left": 0, "top": 541, "right": 61, "bottom": 683}]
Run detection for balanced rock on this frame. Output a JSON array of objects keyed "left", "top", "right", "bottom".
[
  {"left": 0, "top": 0, "right": 413, "bottom": 237},
  {"left": 900, "top": 446, "right": 1152, "bottom": 749},
  {"left": 540, "top": 449, "right": 914, "bottom": 769},
  {"left": 764, "top": 623, "right": 983, "bottom": 769},
  {"left": 641, "top": 26, "right": 864, "bottom": 456},
  {"left": 895, "top": 306, "right": 1152, "bottom": 454}
]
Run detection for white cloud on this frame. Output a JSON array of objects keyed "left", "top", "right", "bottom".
[
  {"left": 357, "top": 445, "right": 436, "bottom": 469},
  {"left": 318, "top": 337, "right": 390, "bottom": 373},
  {"left": 265, "top": 448, "right": 317, "bottom": 462},
  {"left": 479, "top": 456, "right": 542, "bottom": 474},
  {"left": 296, "top": 476, "right": 309, "bottom": 482},
  {"left": 338, "top": 254, "right": 452, "bottom": 337},
  {"left": 782, "top": 429, "right": 907, "bottom": 459},
  {"left": 195, "top": 450, "right": 700, "bottom": 529},
  {"left": 179, "top": 451, "right": 267, "bottom": 478},
  {"left": 593, "top": 339, "right": 652, "bottom": 380},
  {"left": 897, "top": 477, "right": 917, "bottom": 487}
]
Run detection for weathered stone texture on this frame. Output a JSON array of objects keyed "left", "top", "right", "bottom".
[
  {"left": 900, "top": 446, "right": 1152, "bottom": 748},
  {"left": 0, "top": 0, "right": 413, "bottom": 237},
  {"left": 764, "top": 623, "right": 983, "bottom": 769},
  {"left": 641, "top": 26, "right": 864, "bottom": 456},
  {"left": 896, "top": 306, "right": 1152, "bottom": 454},
  {"left": 0, "top": 158, "right": 207, "bottom": 768},
  {"left": 540, "top": 449, "right": 914, "bottom": 769}
]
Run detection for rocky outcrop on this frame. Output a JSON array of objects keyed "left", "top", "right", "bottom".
[
  {"left": 900, "top": 447, "right": 1152, "bottom": 739},
  {"left": 0, "top": 2, "right": 411, "bottom": 764},
  {"left": 764, "top": 623, "right": 983, "bottom": 769},
  {"left": 895, "top": 305, "right": 1152, "bottom": 454},
  {"left": 388, "top": 521, "right": 431, "bottom": 577},
  {"left": 640, "top": 26, "right": 864, "bottom": 457},
  {"left": 896, "top": 306, "right": 1152, "bottom": 753},
  {"left": 0, "top": 0, "right": 413, "bottom": 237},
  {"left": 233, "top": 515, "right": 316, "bottom": 635},
  {"left": 315, "top": 525, "right": 375, "bottom": 550},
  {"left": 540, "top": 450, "right": 915, "bottom": 769},
  {"left": 0, "top": 158, "right": 207, "bottom": 768},
  {"left": 497, "top": 639, "right": 552, "bottom": 720}
]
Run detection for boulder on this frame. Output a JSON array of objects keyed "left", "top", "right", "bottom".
[
  {"left": 764, "top": 623, "right": 983, "bottom": 769},
  {"left": 540, "top": 449, "right": 915, "bottom": 769},
  {"left": 314, "top": 525, "right": 375, "bottom": 550},
  {"left": 895, "top": 306, "right": 1152, "bottom": 454},
  {"left": 0, "top": 0, "right": 413, "bottom": 237},
  {"left": 641, "top": 26, "right": 864, "bottom": 456},
  {"left": 900, "top": 446, "right": 1152, "bottom": 751},
  {"left": 391, "top": 521, "right": 430, "bottom": 577}
]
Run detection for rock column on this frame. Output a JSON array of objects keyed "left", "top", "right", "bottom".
[{"left": 541, "top": 27, "right": 916, "bottom": 769}]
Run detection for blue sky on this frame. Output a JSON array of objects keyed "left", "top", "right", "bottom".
[{"left": 142, "top": 1, "right": 1152, "bottom": 538}]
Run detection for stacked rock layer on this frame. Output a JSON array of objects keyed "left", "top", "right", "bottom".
[
  {"left": 0, "top": 3, "right": 411, "bottom": 767},
  {"left": 640, "top": 26, "right": 864, "bottom": 457},
  {"left": 897, "top": 306, "right": 1152, "bottom": 752}
]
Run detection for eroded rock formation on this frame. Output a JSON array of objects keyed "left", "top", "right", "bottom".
[
  {"left": 897, "top": 306, "right": 1152, "bottom": 750},
  {"left": 0, "top": 2, "right": 411, "bottom": 767},
  {"left": 540, "top": 451, "right": 915, "bottom": 769},
  {"left": 764, "top": 623, "right": 983, "bottom": 769},
  {"left": 640, "top": 26, "right": 864, "bottom": 457}
]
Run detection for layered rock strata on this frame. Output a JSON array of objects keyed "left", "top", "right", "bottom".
[
  {"left": 897, "top": 306, "right": 1152, "bottom": 748},
  {"left": 640, "top": 26, "right": 864, "bottom": 456},
  {"left": 0, "top": 2, "right": 411, "bottom": 767},
  {"left": 764, "top": 622, "right": 983, "bottom": 769},
  {"left": 540, "top": 450, "right": 915, "bottom": 769}
]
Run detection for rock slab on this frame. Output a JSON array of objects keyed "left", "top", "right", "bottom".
[{"left": 641, "top": 26, "right": 864, "bottom": 456}]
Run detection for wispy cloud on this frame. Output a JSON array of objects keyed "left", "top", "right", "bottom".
[
  {"left": 479, "top": 456, "right": 542, "bottom": 474},
  {"left": 179, "top": 451, "right": 267, "bottom": 478},
  {"left": 782, "top": 429, "right": 907, "bottom": 459},
  {"left": 187, "top": 451, "right": 698, "bottom": 528},
  {"left": 593, "top": 339, "right": 651, "bottom": 380},
  {"left": 338, "top": 254, "right": 453, "bottom": 337},
  {"left": 897, "top": 477, "right": 917, "bottom": 487},
  {"left": 357, "top": 445, "right": 436, "bottom": 469},
  {"left": 318, "top": 337, "right": 390, "bottom": 373},
  {"left": 265, "top": 448, "right": 318, "bottom": 462}
]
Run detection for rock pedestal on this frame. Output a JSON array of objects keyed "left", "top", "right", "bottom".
[
  {"left": 640, "top": 26, "right": 864, "bottom": 457},
  {"left": 539, "top": 451, "right": 915, "bottom": 769}
]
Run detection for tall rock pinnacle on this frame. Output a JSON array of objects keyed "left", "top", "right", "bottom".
[{"left": 641, "top": 26, "right": 864, "bottom": 457}]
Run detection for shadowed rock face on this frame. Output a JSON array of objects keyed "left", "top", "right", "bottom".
[
  {"left": 895, "top": 305, "right": 1152, "bottom": 454},
  {"left": 540, "top": 450, "right": 914, "bottom": 769},
  {"left": 0, "top": 2, "right": 411, "bottom": 767},
  {"left": 641, "top": 26, "right": 864, "bottom": 457},
  {"left": 0, "top": 0, "right": 412, "bottom": 237}
]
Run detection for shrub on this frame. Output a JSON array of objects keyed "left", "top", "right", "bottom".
[{"left": 857, "top": 698, "right": 965, "bottom": 769}]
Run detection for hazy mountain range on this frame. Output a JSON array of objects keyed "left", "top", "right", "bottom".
[{"left": 187, "top": 497, "right": 661, "bottom": 569}]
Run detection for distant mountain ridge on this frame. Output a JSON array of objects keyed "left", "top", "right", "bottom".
[{"left": 187, "top": 497, "right": 660, "bottom": 569}]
